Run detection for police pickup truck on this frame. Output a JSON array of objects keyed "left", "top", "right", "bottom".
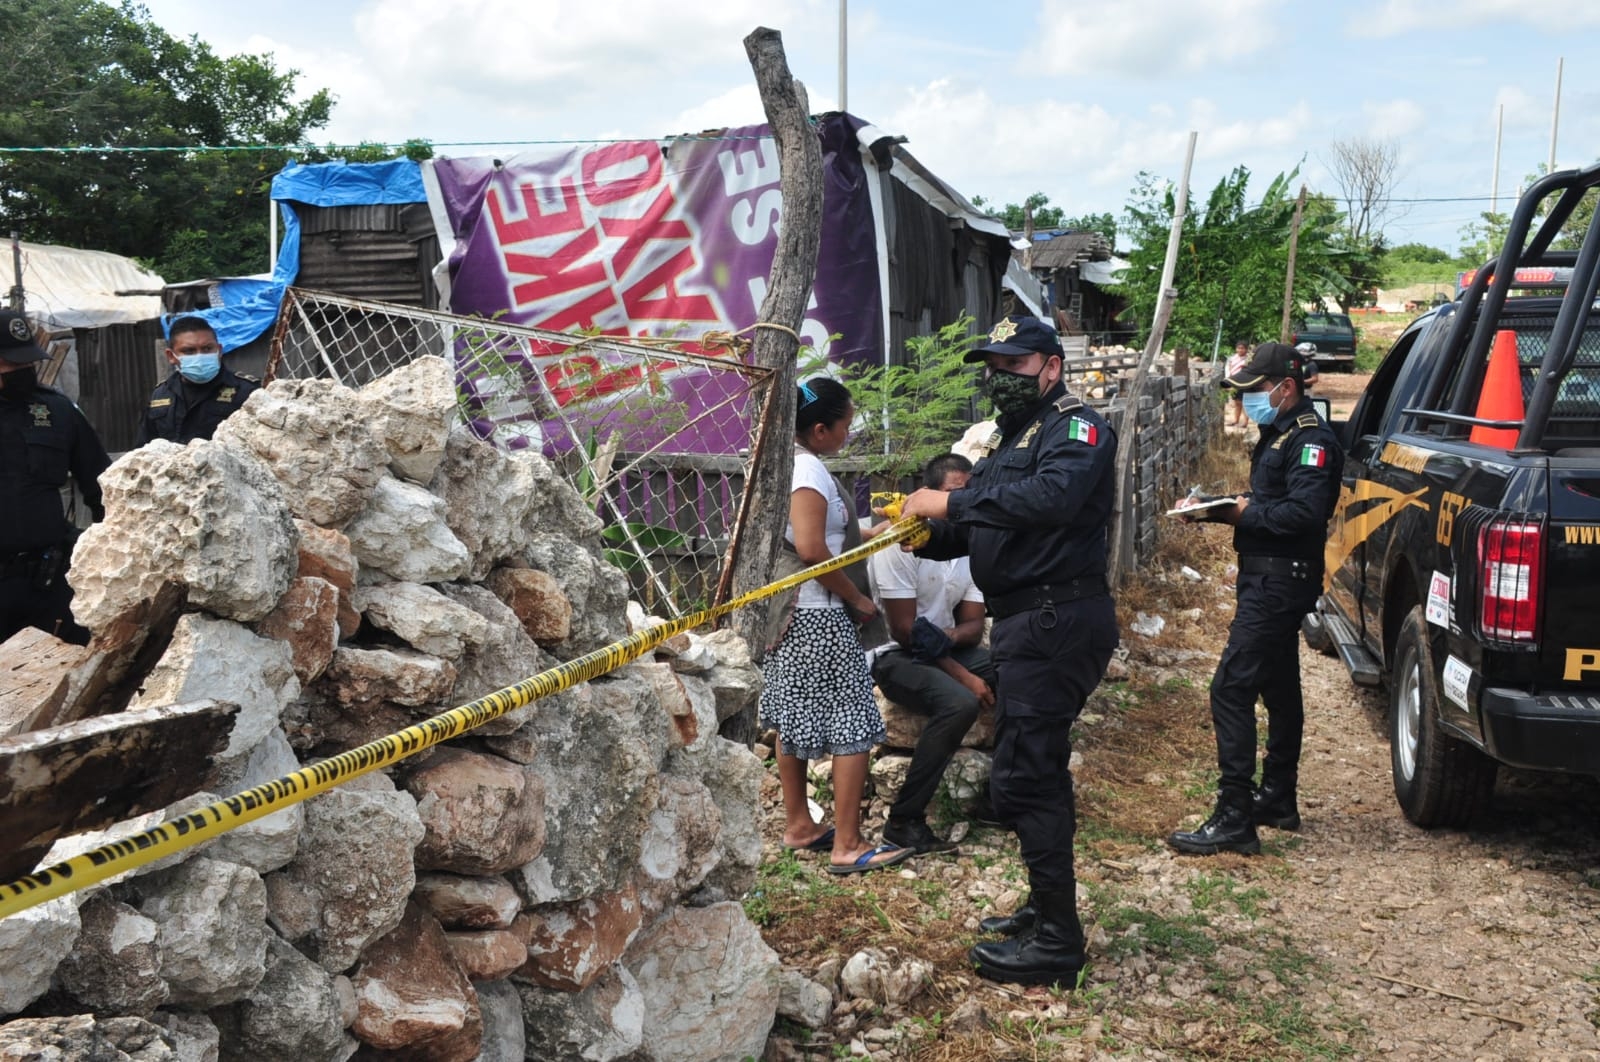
[{"left": 1306, "top": 161, "right": 1600, "bottom": 827}]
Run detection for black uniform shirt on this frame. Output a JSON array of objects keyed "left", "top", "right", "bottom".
[
  {"left": 0, "top": 386, "right": 109, "bottom": 551},
  {"left": 135, "top": 366, "right": 258, "bottom": 446},
  {"left": 1233, "top": 395, "right": 1343, "bottom": 562},
  {"left": 919, "top": 382, "right": 1118, "bottom": 598}
]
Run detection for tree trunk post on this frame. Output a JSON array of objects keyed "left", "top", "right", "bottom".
[
  {"left": 718, "top": 27, "right": 824, "bottom": 745},
  {"left": 1279, "top": 184, "right": 1308, "bottom": 343}
]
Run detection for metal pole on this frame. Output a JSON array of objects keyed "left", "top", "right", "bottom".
[
  {"left": 1491, "top": 104, "right": 1503, "bottom": 215},
  {"left": 1549, "top": 56, "right": 1563, "bottom": 175},
  {"left": 838, "top": 0, "right": 848, "bottom": 112},
  {"left": 8, "top": 231, "right": 22, "bottom": 312}
]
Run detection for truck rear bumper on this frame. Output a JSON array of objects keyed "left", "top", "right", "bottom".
[{"left": 1480, "top": 687, "right": 1600, "bottom": 773}]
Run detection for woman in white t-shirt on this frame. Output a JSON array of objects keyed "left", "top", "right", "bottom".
[{"left": 759, "top": 377, "right": 910, "bottom": 875}]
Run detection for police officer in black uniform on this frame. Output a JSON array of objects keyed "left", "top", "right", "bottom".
[
  {"left": 901, "top": 315, "right": 1119, "bottom": 987},
  {"left": 0, "top": 309, "right": 109, "bottom": 645},
  {"left": 1169, "top": 342, "right": 1343, "bottom": 855},
  {"left": 135, "top": 315, "right": 258, "bottom": 446}
]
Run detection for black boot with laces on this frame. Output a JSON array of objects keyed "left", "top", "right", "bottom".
[{"left": 1167, "top": 800, "right": 1261, "bottom": 856}]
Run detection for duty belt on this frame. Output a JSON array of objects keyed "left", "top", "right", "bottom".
[
  {"left": 1238, "top": 555, "right": 1317, "bottom": 581},
  {"left": 0, "top": 548, "right": 47, "bottom": 579},
  {"left": 985, "top": 576, "right": 1109, "bottom": 620}
]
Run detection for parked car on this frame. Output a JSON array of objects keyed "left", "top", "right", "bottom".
[{"left": 1290, "top": 312, "right": 1358, "bottom": 372}]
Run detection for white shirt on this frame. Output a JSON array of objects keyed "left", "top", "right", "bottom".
[
  {"left": 868, "top": 546, "right": 984, "bottom": 654},
  {"left": 787, "top": 449, "right": 848, "bottom": 609}
]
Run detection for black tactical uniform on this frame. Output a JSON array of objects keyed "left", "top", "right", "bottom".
[
  {"left": 135, "top": 366, "right": 258, "bottom": 446},
  {"left": 1171, "top": 342, "right": 1342, "bottom": 855},
  {"left": 915, "top": 315, "right": 1119, "bottom": 987},
  {"left": 0, "top": 311, "right": 110, "bottom": 645}
]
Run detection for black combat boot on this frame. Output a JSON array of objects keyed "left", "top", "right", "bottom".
[
  {"left": 1167, "top": 799, "right": 1261, "bottom": 856},
  {"left": 977, "top": 894, "right": 1036, "bottom": 937},
  {"left": 1252, "top": 777, "right": 1301, "bottom": 831},
  {"left": 969, "top": 889, "right": 1085, "bottom": 987}
]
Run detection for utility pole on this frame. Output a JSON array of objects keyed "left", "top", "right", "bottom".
[
  {"left": 1279, "top": 184, "right": 1308, "bottom": 344},
  {"left": 8, "top": 232, "right": 23, "bottom": 312},
  {"left": 837, "top": 0, "right": 848, "bottom": 112},
  {"left": 1548, "top": 56, "right": 1563, "bottom": 175}
]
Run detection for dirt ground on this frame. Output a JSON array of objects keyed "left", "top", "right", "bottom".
[{"left": 753, "top": 419, "right": 1600, "bottom": 1061}]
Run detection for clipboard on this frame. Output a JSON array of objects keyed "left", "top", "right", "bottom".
[{"left": 1165, "top": 495, "right": 1237, "bottom": 518}]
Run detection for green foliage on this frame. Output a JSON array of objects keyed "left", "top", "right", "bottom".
[
  {"left": 837, "top": 314, "right": 982, "bottom": 483},
  {"left": 971, "top": 194, "right": 1118, "bottom": 248},
  {"left": 0, "top": 0, "right": 414, "bottom": 280},
  {"left": 1114, "top": 166, "right": 1351, "bottom": 353}
]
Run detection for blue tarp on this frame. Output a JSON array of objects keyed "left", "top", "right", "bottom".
[{"left": 174, "top": 158, "right": 427, "bottom": 351}]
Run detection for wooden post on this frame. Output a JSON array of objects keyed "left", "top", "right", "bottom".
[
  {"left": 718, "top": 27, "right": 824, "bottom": 745},
  {"left": 1279, "top": 184, "right": 1308, "bottom": 343}
]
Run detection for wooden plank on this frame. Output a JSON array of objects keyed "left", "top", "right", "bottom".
[
  {"left": 0, "top": 628, "right": 92, "bottom": 739},
  {"left": 0, "top": 699, "right": 238, "bottom": 882}
]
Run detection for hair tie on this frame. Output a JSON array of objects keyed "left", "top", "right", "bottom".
[{"left": 799, "top": 382, "right": 818, "bottom": 407}]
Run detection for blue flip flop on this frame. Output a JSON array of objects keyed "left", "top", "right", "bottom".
[
  {"left": 826, "top": 843, "right": 912, "bottom": 876},
  {"left": 782, "top": 826, "right": 835, "bottom": 853}
]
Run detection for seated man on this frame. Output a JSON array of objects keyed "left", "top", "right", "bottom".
[
  {"left": 871, "top": 453, "right": 998, "bottom": 855},
  {"left": 136, "top": 316, "right": 258, "bottom": 446}
]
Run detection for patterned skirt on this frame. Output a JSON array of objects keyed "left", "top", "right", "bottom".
[{"left": 759, "top": 607, "right": 886, "bottom": 759}]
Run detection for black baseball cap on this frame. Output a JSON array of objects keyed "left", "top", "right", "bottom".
[
  {"left": 1224, "top": 341, "right": 1309, "bottom": 389},
  {"left": 0, "top": 310, "right": 47, "bottom": 365},
  {"left": 963, "top": 315, "right": 1065, "bottom": 363}
]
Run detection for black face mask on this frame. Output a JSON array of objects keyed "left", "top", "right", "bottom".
[
  {"left": 983, "top": 367, "right": 1044, "bottom": 417},
  {"left": 0, "top": 365, "right": 37, "bottom": 401}
]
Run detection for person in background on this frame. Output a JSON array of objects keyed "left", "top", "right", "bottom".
[
  {"left": 135, "top": 315, "right": 258, "bottom": 445},
  {"left": 1225, "top": 339, "right": 1250, "bottom": 427},
  {"left": 868, "top": 453, "right": 995, "bottom": 856},
  {"left": 760, "top": 376, "right": 911, "bottom": 876},
  {"left": 0, "top": 309, "right": 108, "bottom": 645}
]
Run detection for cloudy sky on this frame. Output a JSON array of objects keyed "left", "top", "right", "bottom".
[{"left": 141, "top": 0, "right": 1598, "bottom": 254}]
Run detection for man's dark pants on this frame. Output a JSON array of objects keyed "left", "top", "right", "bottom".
[
  {"left": 0, "top": 560, "right": 90, "bottom": 646},
  {"left": 872, "top": 644, "right": 996, "bottom": 823},
  {"left": 988, "top": 595, "right": 1117, "bottom": 893},
  {"left": 1210, "top": 570, "right": 1320, "bottom": 808}
]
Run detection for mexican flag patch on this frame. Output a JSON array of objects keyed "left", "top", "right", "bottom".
[
  {"left": 1067, "top": 417, "right": 1098, "bottom": 445},
  {"left": 1299, "top": 444, "right": 1328, "bottom": 468}
]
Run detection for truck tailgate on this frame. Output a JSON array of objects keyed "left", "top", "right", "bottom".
[{"left": 1540, "top": 464, "right": 1600, "bottom": 689}]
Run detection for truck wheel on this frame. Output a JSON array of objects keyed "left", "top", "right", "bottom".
[
  {"left": 1389, "top": 606, "right": 1496, "bottom": 828},
  {"left": 1301, "top": 608, "right": 1336, "bottom": 657}
]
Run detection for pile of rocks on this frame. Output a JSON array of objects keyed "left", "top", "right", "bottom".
[{"left": 0, "top": 358, "right": 778, "bottom": 1062}]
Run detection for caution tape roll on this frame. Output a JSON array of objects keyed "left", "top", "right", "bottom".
[{"left": 0, "top": 517, "right": 929, "bottom": 920}]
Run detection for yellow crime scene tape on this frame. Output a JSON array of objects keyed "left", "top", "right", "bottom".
[{"left": 0, "top": 514, "right": 929, "bottom": 920}]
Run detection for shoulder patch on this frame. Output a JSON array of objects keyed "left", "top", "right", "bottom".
[
  {"left": 1053, "top": 391, "right": 1084, "bottom": 414},
  {"left": 1295, "top": 412, "right": 1320, "bottom": 430},
  {"left": 149, "top": 397, "right": 172, "bottom": 408},
  {"left": 1066, "top": 416, "right": 1099, "bottom": 446},
  {"left": 1299, "top": 443, "right": 1329, "bottom": 468},
  {"left": 237, "top": 373, "right": 260, "bottom": 384},
  {"left": 216, "top": 387, "right": 237, "bottom": 404}
]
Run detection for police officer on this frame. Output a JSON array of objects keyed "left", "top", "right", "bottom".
[
  {"left": 901, "top": 315, "right": 1119, "bottom": 987},
  {"left": 135, "top": 315, "right": 257, "bottom": 446},
  {"left": 1168, "top": 341, "right": 1342, "bottom": 855},
  {"left": 0, "top": 309, "right": 109, "bottom": 645}
]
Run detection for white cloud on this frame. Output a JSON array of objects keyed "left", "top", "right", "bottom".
[
  {"left": 665, "top": 82, "right": 840, "bottom": 137},
  {"left": 1361, "top": 98, "right": 1428, "bottom": 140},
  {"left": 1350, "top": 0, "right": 1600, "bottom": 36},
  {"left": 1026, "top": 0, "right": 1282, "bottom": 76}
]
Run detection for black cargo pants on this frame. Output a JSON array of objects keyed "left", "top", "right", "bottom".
[
  {"left": 987, "top": 593, "right": 1118, "bottom": 893},
  {"left": 0, "top": 554, "right": 90, "bottom": 646},
  {"left": 872, "top": 644, "right": 997, "bottom": 823},
  {"left": 1210, "top": 570, "right": 1321, "bottom": 808}
]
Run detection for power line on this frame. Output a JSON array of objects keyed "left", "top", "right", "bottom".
[{"left": 0, "top": 132, "right": 778, "bottom": 155}]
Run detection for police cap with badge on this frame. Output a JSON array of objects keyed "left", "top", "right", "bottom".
[
  {"left": 1222, "top": 341, "right": 1309, "bottom": 389},
  {"left": 963, "top": 315, "right": 1065, "bottom": 362},
  {"left": 0, "top": 310, "right": 48, "bottom": 365}
]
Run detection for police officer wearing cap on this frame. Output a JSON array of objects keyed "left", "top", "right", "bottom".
[
  {"left": 0, "top": 309, "right": 109, "bottom": 646},
  {"left": 900, "top": 315, "right": 1119, "bottom": 987},
  {"left": 1168, "top": 341, "right": 1342, "bottom": 855},
  {"left": 135, "top": 315, "right": 258, "bottom": 446}
]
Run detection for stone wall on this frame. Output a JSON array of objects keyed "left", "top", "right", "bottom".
[{"left": 0, "top": 357, "right": 779, "bottom": 1062}]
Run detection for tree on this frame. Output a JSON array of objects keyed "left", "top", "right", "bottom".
[
  {"left": 0, "top": 0, "right": 334, "bottom": 281},
  {"left": 1324, "top": 137, "right": 1403, "bottom": 311},
  {"left": 1114, "top": 166, "right": 1348, "bottom": 353}
]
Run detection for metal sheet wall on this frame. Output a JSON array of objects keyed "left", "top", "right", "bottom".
[{"left": 73, "top": 320, "right": 165, "bottom": 453}]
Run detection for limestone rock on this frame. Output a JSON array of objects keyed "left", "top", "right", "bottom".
[
  {"left": 150, "top": 1011, "right": 221, "bottom": 1062},
  {"left": 54, "top": 896, "right": 167, "bottom": 1015},
  {"left": 671, "top": 738, "right": 764, "bottom": 905},
  {"left": 635, "top": 774, "right": 720, "bottom": 918},
  {"left": 516, "top": 965, "right": 642, "bottom": 1062},
  {"left": 70, "top": 440, "right": 297, "bottom": 631},
  {"left": 412, "top": 873, "right": 521, "bottom": 931},
  {"left": 868, "top": 754, "right": 911, "bottom": 806},
  {"left": 353, "top": 582, "right": 487, "bottom": 660},
  {"left": 942, "top": 748, "right": 992, "bottom": 809},
  {"left": 435, "top": 584, "right": 543, "bottom": 736},
  {"left": 838, "top": 947, "right": 933, "bottom": 1006},
  {"left": 700, "top": 630, "right": 761, "bottom": 723},
  {"left": 444, "top": 929, "right": 527, "bottom": 982},
  {"left": 639, "top": 663, "right": 716, "bottom": 754},
  {"left": 294, "top": 522, "right": 361, "bottom": 638},
  {"left": 131, "top": 614, "right": 299, "bottom": 763},
  {"left": 699, "top": 628, "right": 753, "bottom": 670},
  {"left": 776, "top": 968, "right": 832, "bottom": 1030},
  {"left": 0, "top": 1014, "right": 174, "bottom": 1060},
  {"left": 518, "top": 886, "right": 644, "bottom": 993},
  {"left": 405, "top": 748, "right": 545, "bottom": 876},
  {"left": 524, "top": 533, "right": 628, "bottom": 656},
  {"left": 215, "top": 934, "right": 345, "bottom": 1062},
  {"left": 140, "top": 858, "right": 269, "bottom": 1008},
  {"left": 288, "top": 646, "right": 458, "bottom": 755},
  {"left": 214, "top": 377, "right": 387, "bottom": 529},
  {"left": 667, "top": 640, "right": 717, "bottom": 675},
  {"left": 0, "top": 896, "right": 80, "bottom": 1015},
  {"left": 878, "top": 689, "right": 996, "bottom": 751},
  {"left": 484, "top": 566, "right": 572, "bottom": 646},
  {"left": 473, "top": 980, "right": 526, "bottom": 1062},
  {"left": 520, "top": 447, "right": 605, "bottom": 544},
  {"left": 345, "top": 478, "right": 470, "bottom": 584},
  {"left": 623, "top": 902, "right": 779, "bottom": 1062},
  {"left": 255, "top": 576, "right": 340, "bottom": 686},
  {"left": 429, "top": 428, "right": 539, "bottom": 581},
  {"left": 352, "top": 903, "right": 481, "bottom": 1062},
  {"left": 263, "top": 774, "right": 424, "bottom": 973},
  {"left": 356, "top": 355, "right": 455, "bottom": 484},
  {"left": 205, "top": 728, "right": 304, "bottom": 874}
]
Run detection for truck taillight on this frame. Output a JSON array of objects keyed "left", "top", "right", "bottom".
[{"left": 1478, "top": 518, "right": 1543, "bottom": 643}]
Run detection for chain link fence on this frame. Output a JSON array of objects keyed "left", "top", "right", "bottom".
[{"left": 267, "top": 288, "right": 773, "bottom": 617}]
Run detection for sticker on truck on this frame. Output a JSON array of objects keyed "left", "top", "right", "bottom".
[
  {"left": 1442, "top": 655, "right": 1473, "bottom": 710},
  {"left": 1426, "top": 571, "right": 1452, "bottom": 628}
]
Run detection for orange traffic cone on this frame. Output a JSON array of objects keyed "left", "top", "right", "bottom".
[{"left": 1470, "top": 329, "right": 1524, "bottom": 447}]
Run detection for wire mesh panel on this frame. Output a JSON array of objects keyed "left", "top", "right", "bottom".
[{"left": 268, "top": 288, "right": 772, "bottom": 616}]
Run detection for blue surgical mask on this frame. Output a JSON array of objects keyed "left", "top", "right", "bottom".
[{"left": 177, "top": 353, "right": 221, "bottom": 384}]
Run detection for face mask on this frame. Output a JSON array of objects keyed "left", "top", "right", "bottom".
[
  {"left": 1242, "top": 382, "right": 1283, "bottom": 425},
  {"left": 177, "top": 353, "right": 221, "bottom": 384},
  {"left": 983, "top": 367, "right": 1044, "bottom": 417},
  {"left": 0, "top": 365, "right": 37, "bottom": 401}
]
